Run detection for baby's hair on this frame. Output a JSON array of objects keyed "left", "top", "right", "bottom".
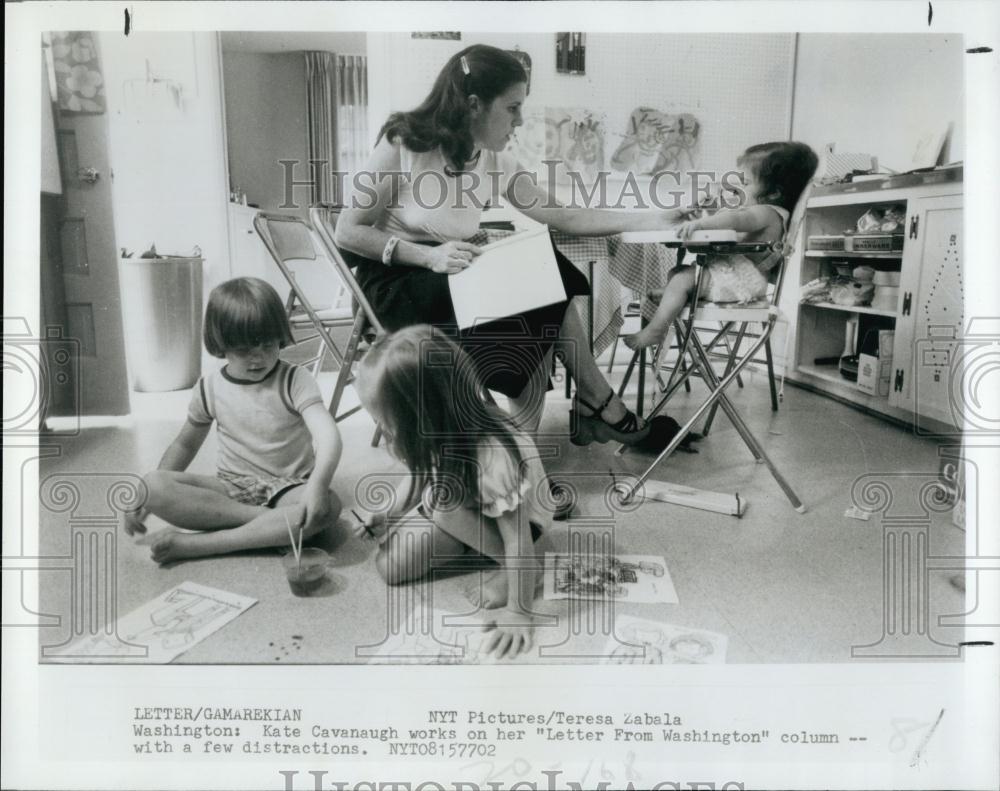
[
  {"left": 739, "top": 141, "right": 819, "bottom": 212},
  {"left": 203, "top": 277, "right": 294, "bottom": 358},
  {"left": 358, "top": 324, "right": 523, "bottom": 508}
]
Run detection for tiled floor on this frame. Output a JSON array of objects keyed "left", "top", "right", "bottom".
[{"left": 36, "top": 357, "right": 967, "bottom": 664}]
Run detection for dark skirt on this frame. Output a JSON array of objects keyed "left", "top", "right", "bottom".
[{"left": 343, "top": 234, "right": 589, "bottom": 399}]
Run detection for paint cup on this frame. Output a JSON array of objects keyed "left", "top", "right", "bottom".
[{"left": 282, "top": 547, "right": 329, "bottom": 597}]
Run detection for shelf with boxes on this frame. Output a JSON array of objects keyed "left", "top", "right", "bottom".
[{"left": 783, "top": 171, "right": 963, "bottom": 432}]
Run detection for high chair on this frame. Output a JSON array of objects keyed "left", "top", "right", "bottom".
[
  {"left": 616, "top": 271, "right": 777, "bottom": 424},
  {"left": 253, "top": 211, "right": 370, "bottom": 424},
  {"left": 615, "top": 196, "right": 811, "bottom": 513}
]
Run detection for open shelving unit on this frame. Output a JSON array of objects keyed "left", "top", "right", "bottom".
[{"left": 781, "top": 166, "right": 963, "bottom": 432}]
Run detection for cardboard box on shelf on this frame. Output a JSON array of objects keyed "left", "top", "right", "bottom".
[{"left": 857, "top": 329, "right": 894, "bottom": 396}]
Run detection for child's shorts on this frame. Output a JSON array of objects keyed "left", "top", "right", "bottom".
[{"left": 217, "top": 470, "right": 308, "bottom": 507}]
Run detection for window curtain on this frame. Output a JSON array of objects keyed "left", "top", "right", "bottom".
[
  {"left": 304, "top": 52, "right": 368, "bottom": 206},
  {"left": 48, "top": 32, "right": 106, "bottom": 114}
]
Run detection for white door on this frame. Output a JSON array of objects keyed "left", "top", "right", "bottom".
[
  {"left": 50, "top": 35, "right": 130, "bottom": 416},
  {"left": 889, "top": 193, "right": 963, "bottom": 431}
]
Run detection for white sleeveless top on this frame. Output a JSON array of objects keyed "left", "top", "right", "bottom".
[{"left": 372, "top": 145, "right": 519, "bottom": 243}]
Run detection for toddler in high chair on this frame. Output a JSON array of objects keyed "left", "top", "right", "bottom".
[
  {"left": 625, "top": 141, "right": 818, "bottom": 350},
  {"left": 123, "top": 277, "right": 343, "bottom": 564},
  {"left": 354, "top": 325, "right": 554, "bottom": 660}
]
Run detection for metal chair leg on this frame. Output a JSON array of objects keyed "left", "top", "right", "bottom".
[
  {"left": 621, "top": 332, "right": 769, "bottom": 495},
  {"left": 703, "top": 322, "right": 747, "bottom": 436},
  {"left": 617, "top": 348, "right": 640, "bottom": 399},
  {"left": 765, "top": 336, "right": 779, "bottom": 411},
  {"left": 328, "top": 310, "right": 366, "bottom": 422},
  {"left": 687, "top": 332, "right": 803, "bottom": 510},
  {"left": 720, "top": 328, "right": 745, "bottom": 389},
  {"left": 637, "top": 348, "right": 647, "bottom": 415},
  {"left": 311, "top": 336, "right": 326, "bottom": 378},
  {"left": 606, "top": 335, "right": 620, "bottom": 373},
  {"left": 613, "top": 318, "right": 700, "bottom": 457},
  {"left": 681, "top": 357, "right": 692, "bottom": 393},
  {"left": 622, "top": 326, "right": 804, "bottom": 512}
]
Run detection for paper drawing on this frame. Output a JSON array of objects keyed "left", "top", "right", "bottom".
[
  {"left": 604, "top": 615, "right": 727, "bottom": 664},
  {"left": 543, "top": 552, "right": 679, "bottom": 603},
  {"left": 50, "top": 582, "right": 256, "bottom": 663}
]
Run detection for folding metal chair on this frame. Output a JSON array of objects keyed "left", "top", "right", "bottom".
[
  {"left": 616, "top": 193, "right": 812, "bottom": 513},
  {"left": 310, "top": 204, "right": 387, "bottom": 445},
  {"left": 253, "top": 211, "right": 365, "bottom": 424}
]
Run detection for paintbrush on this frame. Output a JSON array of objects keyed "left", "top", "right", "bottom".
[
  {"left": 351, "top": 508, "right": 375, "bottom": 540},
  {"left": 283, "top": 512, "right": 300, "bottom": 565}
]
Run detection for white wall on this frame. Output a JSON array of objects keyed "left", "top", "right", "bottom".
[
  {"left": 99, "top": 32, "right": 231, "bottom": 292},
  {"left": 367, "top": 32, "right": 797, "bottom": 199},
  {"left": 220, "top": 31, "right": 366, "bottom": 56},
  {"left": 792, "top": 34, "right": 964, "bottom": 173},
  {"left": 222, "top": 50, "right": 308, "bottom": 214},
  {"left": 369, "top": 32, "right": 966, "bottom": 181}
]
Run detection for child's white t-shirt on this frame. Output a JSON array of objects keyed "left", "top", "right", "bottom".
[{"left": 187, "top": 360, "right": 323, "bottom": 482}]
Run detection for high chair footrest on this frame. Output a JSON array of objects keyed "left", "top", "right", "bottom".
[{"left": 640, "top": 480, "right": 746, "bottom": 517}]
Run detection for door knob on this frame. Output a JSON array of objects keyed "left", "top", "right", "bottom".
[{"left": 77, "top": 167, "right": 101, "bottom": 184}]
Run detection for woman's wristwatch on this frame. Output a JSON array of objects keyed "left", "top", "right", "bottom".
[{"left": 382, "top": 235, "right": 400, "bottom": 266}]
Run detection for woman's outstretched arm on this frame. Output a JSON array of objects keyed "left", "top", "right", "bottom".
[{"left": 505, "top": 172, "right": 690, "bottom": 236}]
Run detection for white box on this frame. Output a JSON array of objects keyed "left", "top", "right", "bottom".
[{"left": 857, "top": 330, "right": 894, "bottom": 396}]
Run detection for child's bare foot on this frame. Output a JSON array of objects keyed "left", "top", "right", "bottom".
[
  {"left": 624, "top": 322, "right": 667, "bottom": 350},
  {"left": 461, "top": 569, "right": 508, "bottom": 609},
  {"left": 138, "top": 528, "right": 202, "bottom": 565},
  {"left": 122, "top": 508, "right": 148, "bottom": 537},
  {"left": 461, "top": 562, "right": 544, "bottom": 610}
]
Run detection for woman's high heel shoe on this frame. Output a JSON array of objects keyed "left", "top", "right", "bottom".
[{"left": 570, "top": 390, "right": 652, "bottom": 447}]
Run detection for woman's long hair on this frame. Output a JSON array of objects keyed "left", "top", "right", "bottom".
[
  {"left": 377, "top": 44, "right": 527, "bottom": 173},
  {"left": 359, "top": 325, "right": 524, "bottom": 510}
]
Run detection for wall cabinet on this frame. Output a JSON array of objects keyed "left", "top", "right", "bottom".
[{"left": 781, "top": 170, "right": 963, "bottom": 432}]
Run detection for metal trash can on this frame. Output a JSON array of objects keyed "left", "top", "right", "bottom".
[{"left": 119, "top": 256, "right": 203, "bottom": 392}]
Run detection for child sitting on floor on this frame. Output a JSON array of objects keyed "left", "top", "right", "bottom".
[
  {"left": 124, "top": 277, "right": 342, "bottom": 564},
  {"left": 354, "top": 325, "right": 554, "bottom": 660},
  {"left": 625, "top": 141, "right": 818, "bottom": 350}
]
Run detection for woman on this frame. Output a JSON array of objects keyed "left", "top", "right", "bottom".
[{"left": 336, "top": 44, "right": 687, "bottom": 445}]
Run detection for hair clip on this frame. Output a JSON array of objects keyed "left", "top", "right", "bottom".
[{"left": 460, "top": 55, "right": 471, "bottom": 75}]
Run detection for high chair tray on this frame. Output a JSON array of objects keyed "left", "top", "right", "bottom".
[
  {"left": 621, "top": 229, "right": 739, "bottom": 244},
  {"left": 622, "top": 229, "right": 773, "bottom": 254}
]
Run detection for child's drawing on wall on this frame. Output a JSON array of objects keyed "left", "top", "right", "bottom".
[
  {"left": 564, "top": 113, "right": 605, "bottom": 182},
  {"left": 507, "top": 107, "right": 606, "bottom": 183},
  {"left": 611, "top": 107, "right": 700, "bottom": 175}
]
